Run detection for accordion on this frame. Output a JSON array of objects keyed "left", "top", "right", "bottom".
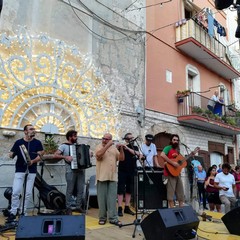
[{"left": 70, "top": 144, "right": 92, "bottom": 170}]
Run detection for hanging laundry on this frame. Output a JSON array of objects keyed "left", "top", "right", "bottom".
[{"left": 208, "top": 13, "right": 214, "bottom": 37}]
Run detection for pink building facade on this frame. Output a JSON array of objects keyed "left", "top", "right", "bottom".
[{"left": 145, "top": 0, "right": 240, "bottom": 176}]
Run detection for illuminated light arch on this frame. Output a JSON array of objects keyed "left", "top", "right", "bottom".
[{"left": 0, "top": 27, "right": 121, "bottom": 138}]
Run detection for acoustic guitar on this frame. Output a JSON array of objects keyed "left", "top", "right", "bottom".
[{"left": 166, "top": 147, "right": 200, "bottom": 177}]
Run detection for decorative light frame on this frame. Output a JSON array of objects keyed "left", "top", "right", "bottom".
[{"left": 0, "top": 27, "right": 121, "bottom": 138}]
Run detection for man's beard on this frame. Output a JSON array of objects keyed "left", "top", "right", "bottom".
[
  {"left": 28, "top": 133, "right": 35, "bottom": 138},
  {"left": 172, "top": 143, "right": 179, "bottom": 149},
  {"left": 71, "top": 139, "right": 77, "bottom": 144}
]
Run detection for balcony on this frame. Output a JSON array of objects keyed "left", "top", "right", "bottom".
[
  {"left": 175, "top": 19, "right": 240, "bottom": 79},
  {"left": 177, "top": 92, "right": 240, "bottom": 135}
]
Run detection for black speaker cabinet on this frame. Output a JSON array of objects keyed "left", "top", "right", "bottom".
[
  {"left": 135, "top": 170, "right": 167, "bottom": 210},
  {"left": 16, "top": 215, "right": 85, "bottom": 240},
  {"left": 222, "top": 207, "right": 240, "bottom": 235},
  {"left": 141, "top": 206, "right": 199, "bottom": 240}
]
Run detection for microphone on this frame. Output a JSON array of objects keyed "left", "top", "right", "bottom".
[{"left": 181, "top": 142, "right": 190, "bottom": 149}]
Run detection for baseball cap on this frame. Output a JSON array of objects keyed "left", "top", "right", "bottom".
[{"left": 145, "top": 134, "right": 154, "bottom": 141}]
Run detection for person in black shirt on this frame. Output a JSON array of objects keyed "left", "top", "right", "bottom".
[
  {"left": 117, "top": 133, "right": 139, "bottom": 216},
  {"left": 7, "top": 124, "right": 43, "bottom": 222}
]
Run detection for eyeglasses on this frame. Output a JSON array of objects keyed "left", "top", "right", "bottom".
[
  {"left": 126, "top": 137, "right": 134, "bottom": 140},
  {"left": 102, "top": 137, "right": 111, "bottom": 141}
]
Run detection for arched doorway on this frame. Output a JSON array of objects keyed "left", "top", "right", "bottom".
[{"left": 153, "top": 132, "right": 172, "bottom": 167}]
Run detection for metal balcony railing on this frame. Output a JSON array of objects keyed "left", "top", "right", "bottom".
[
  {"left": 176, "top": 18, "right": 227, "bottom": 63},
  {"left": 177, "top": 92, "right": 240, "bottom": 127}
]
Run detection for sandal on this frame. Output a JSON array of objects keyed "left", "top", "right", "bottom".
[
  {"left": 98, "top": 219, "right": 106, "bottom": 225},
  {"left": 109, "top": 220, "right": 122, "bottom": 226}
]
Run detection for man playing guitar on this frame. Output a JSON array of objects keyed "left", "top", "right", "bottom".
[{"left": 160, "top": 134, "right": 184, "bottom": 208}]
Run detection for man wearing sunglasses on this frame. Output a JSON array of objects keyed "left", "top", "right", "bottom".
[
  {"left": 95, "top": 133, "right": 125, "bottom": 226},
  {"left": 117, "top": 133, "right": 140, "bottom": 217},
  {"left": 141, "top": 134, "right": 160, "bottom": 169}
]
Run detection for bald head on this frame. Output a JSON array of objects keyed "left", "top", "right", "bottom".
[{"left": 197, "top": 165, "right": 203, "bottom": 171}]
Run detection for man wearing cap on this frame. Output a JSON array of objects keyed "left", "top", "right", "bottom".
[{"left": 141, "top": 134, "right": 160, "bottom": 168}]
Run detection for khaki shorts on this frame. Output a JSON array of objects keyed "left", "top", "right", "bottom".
[{"left": 166, "top": 175, "right": 184, "bottom": 201}]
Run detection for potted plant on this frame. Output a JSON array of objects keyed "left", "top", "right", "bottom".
[
  {"left": 43, "top": 135, "right": 60, "bottom": 163},
  {"left": 44, "top": 135, "right": 59, "bottom": 154},
  {"left": 176, "top": 90, "right": 190, "bottom": 103},
  {"left": 192, "top": 106, "right": 203, "bottom": 114}
]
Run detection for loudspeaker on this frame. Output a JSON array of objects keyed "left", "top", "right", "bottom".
[
  {"left": 16, "top": 215, "right": 85, "bottom": 239},
  {"left": 222, "top": 207, "right": 240, "bottom": 235},
  {"left": 135, "top": 170, "right": 167, "bottom": 210},
  {"left": 141, "top": 206, "right": 199, "bottom": 240}
]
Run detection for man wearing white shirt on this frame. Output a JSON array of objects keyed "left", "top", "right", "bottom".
[
  {"left": 207, "top": 90, "right": 220, "bottom": 112},
  {"left": 141, "top": 134, "right": 160, "bottom": 168},
  {"left": 214, "top": 163, "right": 237, "bottom": 213}
]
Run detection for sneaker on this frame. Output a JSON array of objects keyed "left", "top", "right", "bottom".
[
  {"left": 124, "top": 206, "right": 135, "bottom": 215},
  {"left": 118, "top": 206, "right": 123, "bottom": 217},
  {"left": 6, "top": 213, "right": 16, "bottom": 223}
]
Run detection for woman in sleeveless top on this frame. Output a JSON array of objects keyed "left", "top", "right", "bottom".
[{"left": 204, "top": 166, "right": 222, "bottom": 212}]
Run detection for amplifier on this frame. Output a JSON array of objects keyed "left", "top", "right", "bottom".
[{"left": 134, "top": 170, "right": 168, "bottom": 210}]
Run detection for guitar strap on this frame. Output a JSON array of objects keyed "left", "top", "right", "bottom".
[
  {"left": 60, "top": 143, "right": 71, "bottom": 165},
  {"left": 165, "top": 148, "right": 179, "bottom": 176}
]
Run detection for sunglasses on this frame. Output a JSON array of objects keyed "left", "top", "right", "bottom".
[{"left": 102, "top": 137, "right": 111, "bottom": 141}]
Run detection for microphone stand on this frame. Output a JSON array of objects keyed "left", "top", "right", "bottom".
[
  {"left": 119, "top": 138, "right": 155, "bottom": 238},
  {"left": 37, "top": 155, "right": 45, "bottom": 215},
  {"left": 20, "top": 164, "right": 29, "bottom": 216},
  {"left": 181, "top": 144, "right": 198, "bottom": 206},
  {"left": 36, "top": 154, "right": 54, "bottom": 215}
]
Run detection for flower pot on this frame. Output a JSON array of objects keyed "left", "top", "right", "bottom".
[{"left": 178, "top": 97, "right": 184, "bottom": 103}]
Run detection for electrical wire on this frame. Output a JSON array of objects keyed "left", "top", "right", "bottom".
[
  {"left": 63, "top": 1, "right": 239, "bottom": 63},
  {"left": 126, "top": 0, "right": 172, "bottom": 12},
  {"left": 122, "top": 0, "right": 138, "bottom": 12},
  {"left": 66, "top": 0, "right": 136, "bottom": 41},
  {"left": 62, "top": 0, "right": 178, "bottom": 51}
]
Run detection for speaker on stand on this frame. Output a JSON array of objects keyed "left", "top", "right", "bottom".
[
  {"left": 16, "top": 215, "right": 85, "bottom": 240},
  {"left": 134, "top": 169, "right": 168, "bottom": 210},
  {"left": 141, "top": 206, "right": 199, "bottom": 240}
]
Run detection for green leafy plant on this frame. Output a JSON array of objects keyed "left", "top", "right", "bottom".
[
  {"left": 176, "top": 89, "right": 191, "bottom": 97},
  {"left": 44, "top": 136, "right": 58, "bottom": 154},
  {"left": 226, "top": 117, "right": 236, "bottom": 126},
  {"left": 192, "top": 106, "right": 204, "bottom": 114}
]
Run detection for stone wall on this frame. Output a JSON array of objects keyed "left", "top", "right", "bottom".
[{"left": 0, "top": 0, "right": 146, "bottom": 209}]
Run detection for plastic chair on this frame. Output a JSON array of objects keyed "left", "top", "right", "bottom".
[{"left": 85, "top": 175, "right": 97, "bottom": 214}]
